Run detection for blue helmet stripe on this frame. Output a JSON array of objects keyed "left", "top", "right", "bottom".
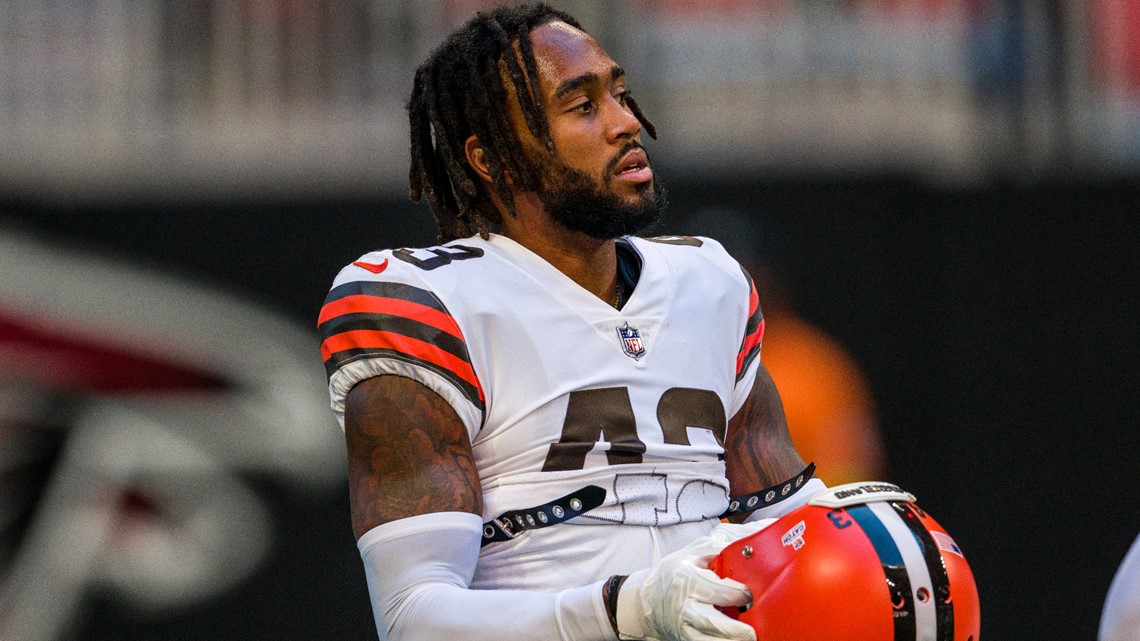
[{"left": 848, "top": 504, "right": 916, "bottom": 641}]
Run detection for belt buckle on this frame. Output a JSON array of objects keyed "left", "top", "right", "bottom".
[{"left": 494, "top": 515, "right": 519, "bottom": 539}]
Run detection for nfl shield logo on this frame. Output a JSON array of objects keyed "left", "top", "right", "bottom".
[{"left": 616, "top": 322, "right": 646, "bottom": 360}]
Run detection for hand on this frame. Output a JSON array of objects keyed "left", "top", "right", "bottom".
[{"left": 615, "top": 520, "right": 774, "bottom": 641}]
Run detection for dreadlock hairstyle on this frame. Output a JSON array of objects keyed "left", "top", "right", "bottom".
[{"left": 407, "top": 3, "right": 658, "bottom": 242}]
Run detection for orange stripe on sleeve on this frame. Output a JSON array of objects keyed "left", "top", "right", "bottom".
[
  {"left": 319, "top": 295, "right": 464, "bottom": 341},
  {"left": 320, "top": 329, "right": 483, "bottom": 401},
  {"left": 736, "top": 318, "right": 765, "bottom": 374}
]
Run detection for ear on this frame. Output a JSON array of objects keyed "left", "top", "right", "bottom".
[{"left": 464, "top": 135, "right": 494, "bottom": 184}]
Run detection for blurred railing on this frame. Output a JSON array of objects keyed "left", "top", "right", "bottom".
[{"left": 0, "top": 0, "right": 1137, "bottom": 202}]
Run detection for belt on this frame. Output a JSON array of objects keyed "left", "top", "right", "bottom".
[
  {"left": 720, "top": 462, "right": 816, "bottom": 518},
  {"left": 481, "top": 485, "right": 607, "bottom": 547}
]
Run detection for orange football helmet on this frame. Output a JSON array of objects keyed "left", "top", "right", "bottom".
[{"left": 711, "top": 482, "right": 980, "bottom": 641}]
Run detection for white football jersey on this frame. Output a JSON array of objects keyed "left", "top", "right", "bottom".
[{"left": 320, "top": 233, "right": 764, "bottom": 589}]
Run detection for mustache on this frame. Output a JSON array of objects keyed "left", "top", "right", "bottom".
[{"left": 604, "top": 140, "right": 648, "bottom": 178}]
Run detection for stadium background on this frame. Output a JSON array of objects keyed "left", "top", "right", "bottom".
[{"left": 1, "top": 1, "right": 1137, "bottom": 640}]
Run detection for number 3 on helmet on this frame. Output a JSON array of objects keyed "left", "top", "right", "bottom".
[{"left": 711, "top": 482, "right": 981, "bottom": 641}]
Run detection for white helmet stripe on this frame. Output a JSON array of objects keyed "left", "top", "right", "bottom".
[
  {"left": 845, "top": 504, "right": 917, "bottom": 641},
  {"left": 891, "top": 502, "right": 957, "bottom": 639},
  {"left": 869, "top": 502, "right": 939, "bottom": 641}
]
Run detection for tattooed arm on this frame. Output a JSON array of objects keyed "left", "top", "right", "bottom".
[
  {"left": 723, "top": 363, "right": 809, "bottom": 522},
  {"left": 343, "top": 375, "right": 635, "bottom": 641},
  {"left": 344, "top": 375, "right": 482, "bottom": 538},
  {"left": 343, "top": 375, "right": 763, "bottom": 641}
]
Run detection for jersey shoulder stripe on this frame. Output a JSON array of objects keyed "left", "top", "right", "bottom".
[
  {"left": 318, "top": 279, "right": 484, "bottom": 408},
  {"left": 736, "top": 265, "right": 764, "bottom": 381}
]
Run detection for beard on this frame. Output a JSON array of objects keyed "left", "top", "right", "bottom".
[{"left": 536, "top": 143, "right": 668, "bottom": 240}]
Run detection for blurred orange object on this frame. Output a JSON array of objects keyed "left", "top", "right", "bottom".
[{"left": 760, "top": 309, "right": 885, "bottom": 485}]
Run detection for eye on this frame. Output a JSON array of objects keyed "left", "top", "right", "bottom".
[
  {"left": 615, "top": 89, "right": 630, "bottom": 105},
  {"left": 570, "top": 100, "right": 595, "bottom": 114}
]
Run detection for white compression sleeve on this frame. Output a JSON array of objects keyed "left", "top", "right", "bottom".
[{"left": 357, "top": 512, "right": 615, "bottom": 641}]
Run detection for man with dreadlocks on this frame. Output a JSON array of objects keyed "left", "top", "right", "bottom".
[{"left": 318, "top": 4, "right": 827, "bottom": 641}]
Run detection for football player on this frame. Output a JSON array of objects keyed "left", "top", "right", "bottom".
[{"left": 318, "top": 4, "right": 826, "bottom": 640}]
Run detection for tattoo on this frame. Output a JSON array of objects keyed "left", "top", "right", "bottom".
[
  {"left": 724, "top": 363, "right": 806, "bottom": 510},
  {"left": 344, "top": 375, "right": 482, "bottom": 538}
]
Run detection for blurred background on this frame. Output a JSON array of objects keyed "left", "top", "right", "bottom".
[{"left": 0, "top": 1, "right": 1136, "bottom": 640}]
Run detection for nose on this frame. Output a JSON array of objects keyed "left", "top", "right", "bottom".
[{"left": 606, "top": 96, "right": 641, "bottom": 143}]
